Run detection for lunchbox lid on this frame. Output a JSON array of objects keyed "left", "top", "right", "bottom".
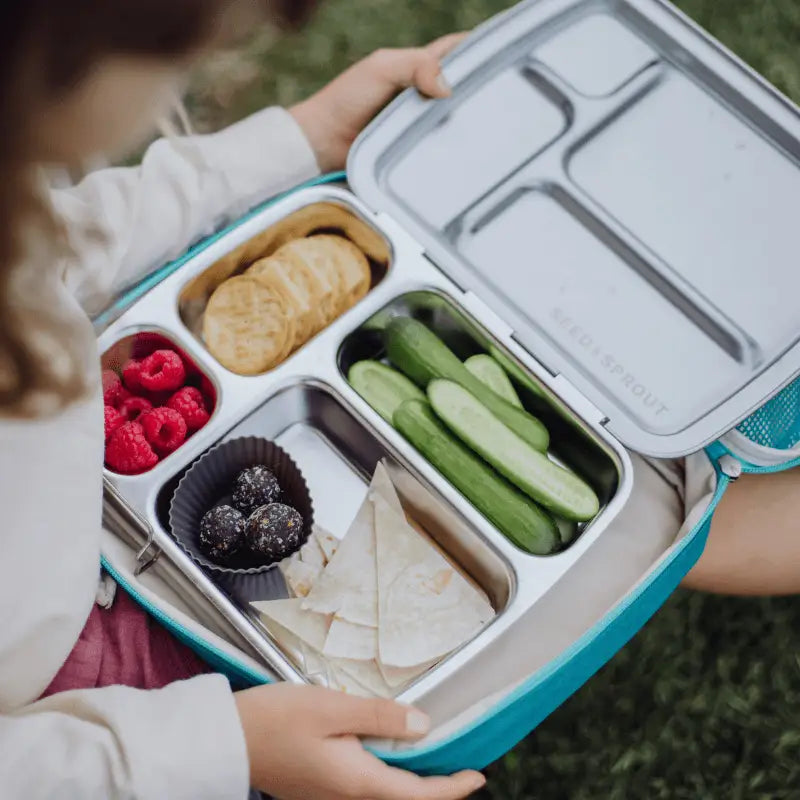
[{"left": 347, "top": 0, "right": 800, "bottom": 458}]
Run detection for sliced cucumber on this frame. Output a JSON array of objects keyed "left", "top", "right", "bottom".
[
  {"left": 384, "top": 317, "right": 549, "bottom": 451},
  {"left": 348, "top": 360, "right": 425, "bottom": 423},
  {"left": 488, "top": 345, "right": 546, "bottom": 399},
  {"left": 427, "top": 379, "right": 600, "bottom": 522},
  {"left": 464, "top": 354, "right": 522, "bottom": 408},
  {"left": 554, "top": 517, "right": 579, "bottom": 545},
  {"left": 393, "top": 399, "right": 559, "bottom": 555}
]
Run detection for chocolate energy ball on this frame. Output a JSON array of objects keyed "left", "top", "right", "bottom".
[
  {"left": 199, "top": 504, "right": 245, "bottom": 562},
  {"left": 231, "top": 465, "right": 281, "bottom": 517},
  {"left": 245, "top": 503, "right": 304, "bottom": 562}
]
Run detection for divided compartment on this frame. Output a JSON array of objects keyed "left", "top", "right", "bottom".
[
  {"left": 385, "top": 66, "right": 571, "bottom": 230},
  {"left": 567, "top": 67, "right": 800, "bottom": 368},
  {"left": 337, "top": 289, "right": 621, "bottom": 549},
  {"left": 101, "top": 330, "right": 218, "bottom": 476},
  {"left": 155, "top": 380, "right": 514, "bottom": 688},
  {"left": 177, "top": 199, "right": 393, "bottom": 373},
  {"left": 455, "top": 186, "right": 747, "bottom": 436},
  {"left": 531, "top": 12, "right": 659, "bottom": 97},
  {"left": 377, "top": 7, "right": 658, "bottom": 232}
]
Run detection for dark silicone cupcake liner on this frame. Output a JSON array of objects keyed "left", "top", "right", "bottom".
[{"left": 169, "top": 436, "right": 314, "bottom": 603}]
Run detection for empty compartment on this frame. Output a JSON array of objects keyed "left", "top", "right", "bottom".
[
  {"left": 532, "top": 12, "right": 658, "bottom": 97},
  {"left": 337, "top": 289, "right": 621, "bottom": 549},
  {"left": 569, "top": 69, "right": 800, "bottom": 366},
  {"left": 155, "top": 382, "right": 512, "bottom": 691},
  {"left": 456, "top": 188, "right": 746, "bottom": 435},
  {"left": 386, "top": 68, "right": 570, "bottom": 229},
  {"left": 102, "top": 330, "right": 217, "bottom": 475},
  {"left": 178, "top": 200, "right": 392, "bottom": 375}
]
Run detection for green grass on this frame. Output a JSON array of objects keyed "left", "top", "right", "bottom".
[
  {"left": 186, "top": 0, "right": 800, "bottom": 128},
  {"left": 183, "top": 2, "right": 800, "bottom": 796}
]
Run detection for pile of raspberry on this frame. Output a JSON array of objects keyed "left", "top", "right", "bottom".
[{"left": 103, "top": 348, "right": 213, "bottom": 475}]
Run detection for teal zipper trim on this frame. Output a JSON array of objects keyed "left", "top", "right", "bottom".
[
  {"left": 93, "top": 171, "right": 346, "bottom": 331},
  {"left": 373, "top": 464, "right": 730, "bottom": 763},
  {"left": 742, "top": 459, "right": 800, "bottom": 474},
  {"left": 100, "top": 554, "right": 272, "bottom": 688},
  {"left": 705, "top": 440, "right": 800, "bottom": 475}
]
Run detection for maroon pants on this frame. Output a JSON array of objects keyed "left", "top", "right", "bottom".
[
  {"left": 41, "top": 583, "right": 271, "bottom": 799},
  {"left": 42, "top": 587, "right": 210, "bottom": 697}
]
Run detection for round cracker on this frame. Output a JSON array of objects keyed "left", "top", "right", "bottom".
[
  {"left": 319, "top": 235, "right": 371, "bottom": 310},
  {"left": 248, "top": 268, "right": 299, "bottom": 362},
  {"left": 249, "top": 256, "right": 314, "bottom": 348},
  {"left": 277, "top": 237, "right": 344, "bottom": 324},
  {"left": 203, "top": 276, "right": 293, "bottom": 375},
  {"left": 239, "top": 269, "right": 299, "bottom": 363},
  {"left": 271, "top": 203, "right": 390, "bottom": 265},
  {"left": 270, "top": 251, "right": 329, "bottom": 337}
]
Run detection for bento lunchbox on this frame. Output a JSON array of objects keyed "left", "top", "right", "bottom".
[{"left": 97, "top": 0, "right": 800, "bottom": 774}]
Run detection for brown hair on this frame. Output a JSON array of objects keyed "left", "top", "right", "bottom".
[{"left": 0, "top": 0, "right": 317, "bottom": 416}]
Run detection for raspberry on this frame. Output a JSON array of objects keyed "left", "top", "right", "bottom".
[
  {"left": 140, "top": 407, "right": 187, "bottom": 454},
  {"left": 104, "top": 405, "right": 125, "bottom": 440},
  {"left": 142, "top": 390, "right": 173, "bottom": 408},
  {"left": 102, "top": 370, "right": 130, "bottom": 407},
  {"left": 138, "top": 350, "right": 186, "bottom": 392},
  {"left": 118, "top": 395, "right": 153, "bottom": 422},
  {"left": 167, "top": 386, "right": 210, "bottom": 431},
  {"left": 122, "top": 359, "right": 143, "bottom": 391},
  {"left": 105, "top": 422, "right": 159, "bottom": 474}
]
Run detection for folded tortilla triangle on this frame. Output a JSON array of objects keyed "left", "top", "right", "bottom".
[
  {"left": 325, "top": 663, "right": 373, "bottom": 697},
  {"left": 332, "top": 658, "right": 392, "bottom": 698},
  {"left": 302, "top": 462, "right": 402, "bottom": 627},
  {"left": 251, "top": 598, "right": 330, "bottom": 652},
  {"left": 299, "top": 533, "right": 326, "bottom": 570},
  {"left": 256, "top": 616, "right": 307, "bottom": 671},
  {"left": 314, "top": 525, "right": 340, "bottom": 563},
  {"left": 374, "top": 493, "right": 495, "bottom": 669},
  {"left": 301, "top": 642, "right": 328, "bottom": 680},
  {"left": 378, "top": 659, "right": 437, "bottom": 689},
  {"left": 323, "top": 618, "right": 378, "bottom": 661},
  {"left": 367, "top": 460, "right": 404, "bottom": 515},
  {"left": 282, "top": 557, "right": 320, "bottom": 598}
]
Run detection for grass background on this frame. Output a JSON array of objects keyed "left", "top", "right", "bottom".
[{"left": 183, "top": 2, "right": 800, "bottom": 797}]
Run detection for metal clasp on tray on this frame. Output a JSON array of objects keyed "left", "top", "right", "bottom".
[
  {"left": 103, "top": 478, "right": 163, "bottom": 575},
  {"left": 134, "top": 531, "right": 162, "bottom": 575}
]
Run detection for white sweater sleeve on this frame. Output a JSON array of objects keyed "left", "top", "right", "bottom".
[
  {"left": 1, "top": 675, "right": 249, "bottom": 800},
  {"left": 53, "top": 106, "right": 320, "bottom": 315},
  {"left": 0, "top": 398, "right": 251, "bottom": 799},
  {"left": 0, "top": 106, "right": 318, "bottom": 799}
]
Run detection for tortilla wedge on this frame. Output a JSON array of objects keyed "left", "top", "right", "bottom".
[{"left": 373, "top": 494, "right": 494, "bottom": 669}]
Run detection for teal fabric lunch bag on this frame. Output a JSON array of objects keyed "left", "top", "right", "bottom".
[{"left": 97, "top": 0, "right": 800, "bottom": 775}]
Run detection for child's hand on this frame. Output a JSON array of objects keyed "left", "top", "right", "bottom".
[
  {"left": 290, "top": 33, "right": 466, "bottom": 172},
  {"left": 235, "top": 683, "right": 486, "bottom": 799}
]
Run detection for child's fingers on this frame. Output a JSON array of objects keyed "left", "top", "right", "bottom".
[
  {"left": 367, "top": 47, "right": 445, "bottom": 97},
  {"left": 414, "top": 33, "right": 468, "bottom": 96},
  {"left": 367, "top": 33, "right": 468, "bottom": 98},
  {"left": 412, "top": 50, "right": 452, "bottom": 98},
  {"left": 360, "top": 760, "right": 486, "bottom": 800},
  {"left": 424, "top": 32, "right": 469, "bottom": 60},
  {"left": 314, "top": 691, "right": 431, "bottom": 740}
]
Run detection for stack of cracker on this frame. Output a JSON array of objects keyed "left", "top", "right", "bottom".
[{"left": 203, "top": 235, "right": 371, "bottom": 375}]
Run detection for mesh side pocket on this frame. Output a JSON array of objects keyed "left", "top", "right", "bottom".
[{"left": 737, "top": 376, "right": 800, "bottom": 450}]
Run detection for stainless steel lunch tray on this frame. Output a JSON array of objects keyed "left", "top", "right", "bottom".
[
  {"left": 100, "top": 0, "right": 800, "bottom": 704},
  {"left": 99, "top": 183, "right": 631, "bottom": 703}
]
